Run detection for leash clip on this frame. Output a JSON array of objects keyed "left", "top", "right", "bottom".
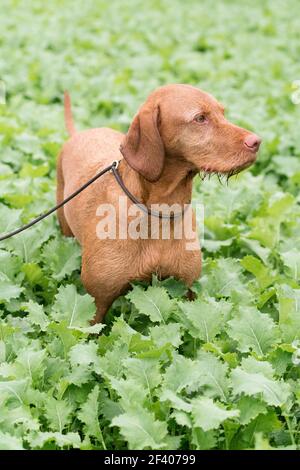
[{"left": 110, "top": 160, "right": 119, "bottom": 172}]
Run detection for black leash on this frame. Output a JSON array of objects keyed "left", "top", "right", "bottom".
[
  {"left": 0, "top": 160, "right": 189, "bottom": 242},
  {"left": 0, "top": 162, "right": 115, "bottom": 242},
  {"left": 111, "top": 164, "right": 190, "bottom": 220}
]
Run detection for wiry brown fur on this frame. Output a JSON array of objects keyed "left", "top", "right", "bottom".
[{"left": 57, "top": 84, "right": 261, "bottom": 322}]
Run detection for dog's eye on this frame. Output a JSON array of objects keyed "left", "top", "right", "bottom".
[{"left": 194, "top": 114, "right": 207, "bottom": 123}]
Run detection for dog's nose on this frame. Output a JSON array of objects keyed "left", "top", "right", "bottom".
[{"left": 244, "top": 134, "right": 262, "bottom": 152}]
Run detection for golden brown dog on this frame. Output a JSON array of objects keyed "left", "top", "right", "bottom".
[{"left": 57, "top": 84, "right": 261, "bottom": 322}]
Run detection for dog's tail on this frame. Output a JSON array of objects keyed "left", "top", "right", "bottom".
[{"left": 64, "top": 91, "right": 76, "bottom": 136}]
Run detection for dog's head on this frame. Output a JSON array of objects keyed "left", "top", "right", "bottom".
[{"left": 120, "top": 84, "right": 261, "bottom": 182}]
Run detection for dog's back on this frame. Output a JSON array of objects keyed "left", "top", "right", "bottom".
[{"left": 57, "top": 93, "right": 124, "bottom": 241}]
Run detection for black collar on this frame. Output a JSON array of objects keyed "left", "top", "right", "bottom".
[{"left": 111, "top": 161, "right": 190, "bottom": 220}]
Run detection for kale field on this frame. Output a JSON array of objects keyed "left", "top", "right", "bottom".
[{"left": 1, "top": 0, "right": 300, "bottom": 450}]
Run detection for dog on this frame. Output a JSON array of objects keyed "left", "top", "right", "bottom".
[{"left": 57, "top": 84, "right": 261, "bottom": 322}]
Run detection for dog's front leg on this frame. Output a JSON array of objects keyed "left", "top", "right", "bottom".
[{"left": 81, "top": 250, "right": 131, "bottom": 323}]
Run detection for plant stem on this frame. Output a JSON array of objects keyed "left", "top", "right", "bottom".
[{"left": 284, "top": 414, "right": 296, "bottom": 447}]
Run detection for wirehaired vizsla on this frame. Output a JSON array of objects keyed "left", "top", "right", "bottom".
[{"left": 57, "top": 85, "right": 261, "bottom": 321}]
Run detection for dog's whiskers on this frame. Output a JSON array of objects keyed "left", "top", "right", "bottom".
[
  {"left": 217, "top": 173, "right": 224, "bottom": 185},
  {"left": 198, "top": 169, "right": 233, "bottom": 185}
]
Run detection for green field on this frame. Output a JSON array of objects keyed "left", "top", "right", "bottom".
[{"left": 1, "top": 0, "right": 300, "bottom": 450}]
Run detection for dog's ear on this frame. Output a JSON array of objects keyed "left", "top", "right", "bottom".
[{"left": 120, "top": 103, "right": 165, "bottom": 182}]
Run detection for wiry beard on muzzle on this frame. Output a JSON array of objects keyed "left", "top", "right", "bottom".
[
  {"left": 198, "top": 168, "right": 240, "bottom": 185},
  {"left": 197, "top": 153, "right": 255, "bottom": 185}
]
